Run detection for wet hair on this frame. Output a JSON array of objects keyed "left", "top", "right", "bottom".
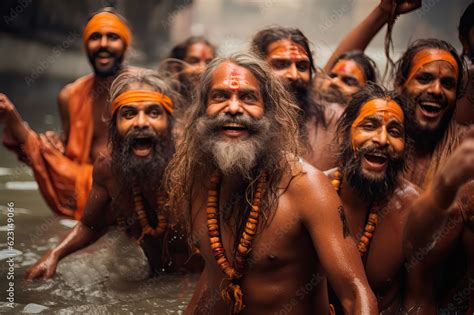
[
  {"left": 459, "top": 2, "right": 474, "bottom": 58},
  {"left": 165, "top": 52, "right": 301, "bottom": 242},
  {"left": 250, "top": 26, "right": 316, "bottom": 79},
  {"left": 393, "top": 39, "right": 465, "bottom": 96},
  {"left": 336, "top": 83, "right": 415, "bottom": 203},
  {"left": 168, "top": 36, "right": 216, "bottom": 61},
  {"left": 331, "top": 50, "right": 378, "bottom": 83}
]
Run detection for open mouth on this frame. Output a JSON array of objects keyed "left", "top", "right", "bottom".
[
  {"left": 363, "top": 152, "right": 387, "bottom": 171},
  {"left": 221, "top": 122, "right": 249, "bottom": 137},
  {"left": 96, "top": 52, "right": 114, "bottom": 65},
  {"left": 418, "top": 101, "right": 443, "bottom": 118},
  {"left": 132, "top": 137, "right": 154, "bottom": 157}
]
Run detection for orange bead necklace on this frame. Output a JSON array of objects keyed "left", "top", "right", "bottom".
[
  {"left": 331, "top": 168, "right": 378, "bottom": 257},
  {"left": 117, "top": 184, "right": 168, "bottom": 244},
  {"left": 207, "top": 172, "right": 267, "bottom": 314}
]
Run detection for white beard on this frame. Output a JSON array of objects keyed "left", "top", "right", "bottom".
[{"left": 210, "top": 137, "right": 260, "bottom": 178}]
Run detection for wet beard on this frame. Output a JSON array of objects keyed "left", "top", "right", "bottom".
[
  {"left": 195, "top": 114, "right": 272, "bottom": 179},
  {"left": 110, "top": 128, "right": 174, "bottom": 190},
  {"left": 341, "top": 144, "right": 405, "bottom": 205},
  {"left": 88, "top": 48, "right": 125, "bottom": 78}
]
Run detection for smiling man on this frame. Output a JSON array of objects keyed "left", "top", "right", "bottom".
[
  {"left": 391, "top": 38, "right": 474, "bottom": 313},
  {"left": 0, "top": 8, "right": 130, "bottom": 218},
  {"left": 325, "top": 84, "right": 421, "bottom": 314},
  {"left": 166, "top": 53, "right": 376, "bottom": 315},
  {"left": 24, "top": 69, "right": 196, "bottom": 280}
]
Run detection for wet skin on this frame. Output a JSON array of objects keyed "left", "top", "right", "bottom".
[
  {"left": 326, "top": 100, "right": 421, "bottom": 312},
  {"left": 25, "top": 93, "right": 193, "bottom": 279},
  {"left": 58, "top": 29, "right": 128, "bottom": 161},
  {"left": 185, "top": 62, "right": 377, "bottom": 315}
]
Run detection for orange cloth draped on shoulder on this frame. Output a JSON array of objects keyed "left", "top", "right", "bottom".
[{"left": 2, "top": 74, "right": 95, "bottom": 219}]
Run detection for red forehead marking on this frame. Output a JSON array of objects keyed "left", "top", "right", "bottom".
[
  {"left": 227, "top": 70, "right": 241, "bottom": 90},
  {"left": 335, "top": 63, "right": 347, "bottom": 73}
]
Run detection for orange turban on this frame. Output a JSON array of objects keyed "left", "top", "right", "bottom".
[
  {"left": 111, "top": 90, "right": 174, "bottom": 115},
  {"left": 83, "top": 12, "right": 132, "bottom": 46}
]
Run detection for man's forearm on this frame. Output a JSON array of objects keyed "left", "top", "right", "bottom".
[{"left": 51, "top": 221, "right": 103, "bottom": 261}]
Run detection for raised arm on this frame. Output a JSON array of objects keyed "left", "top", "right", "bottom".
[
  {"left": 404, "top": 128, "right": 474, "bottom": 254},
  {"left": 25, "top": 156, "right": 111, "bottom": 280},
  {"left": 0, "top": 93, "right": 30, "bottom": 144},
  {"left": 297, "top": 167, "right": 377, "bottom": 314},
  {"left": 323, "top": 0, "right": 421, "bottom": 71}
]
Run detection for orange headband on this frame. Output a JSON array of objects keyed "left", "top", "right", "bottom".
[
  {"left": 352, "top": 98, "right": 404, "bottom": 129},
  {"left": 332, "top": 59, "right": 366, "bottom": 84},
  {"left": 111, "top": 90, "right": 173, "bottom": 115},
  {"left": 406, "top": 49, "right": 459, "bottom": 83},
  {"left": 83, "top": 12, "right": 132, "bottom": 46}
]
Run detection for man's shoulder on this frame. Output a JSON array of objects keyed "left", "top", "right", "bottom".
[
  {"left": 92, "top": 153, "right": 113, "bottom": 183},
  {"left": 389, "top": 178, "right": 421, "bottom": 210},
  {"left": 284, "top": 158, "right": 333, "bottom": 197},
  {"left": 59, "top": 74, "right": 95, "bottom": 103}
]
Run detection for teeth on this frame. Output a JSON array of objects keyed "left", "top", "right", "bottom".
[
  {"left": 420, "top": 102, "right": 441, "bottom": 109},
  {"left": 223, "top": 123, "right": 244, "bottom": 128}
]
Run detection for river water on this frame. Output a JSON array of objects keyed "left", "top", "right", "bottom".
[{"left": 0, "top": 75, "right": 198, "bottom": 314}]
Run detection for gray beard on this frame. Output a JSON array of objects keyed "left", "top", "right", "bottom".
[
  {"left": 196, "top": 115, "right": 271, "bottom": 178},
  {"left": 209, "top": 137, "right": 260, "bottom": 178}
]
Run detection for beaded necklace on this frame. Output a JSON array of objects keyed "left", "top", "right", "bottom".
[
  {"left": 331, "top": 168, "right": 378, "bottom": 257},
  {"left": 207, "top": 172, "right": 267, "bottom": 314},
  {"left": 117, "top": 183, "right": 168, "bottom": 244}
]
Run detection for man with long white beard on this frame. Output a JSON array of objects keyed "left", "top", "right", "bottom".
[{"left": 165, "top": 53, "right": 377, "bottom": 314}]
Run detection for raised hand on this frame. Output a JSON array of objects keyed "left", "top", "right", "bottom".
[
  {"left": 379, "top": 0, "right": 422, "bottom": 15},
  {"left": 433, "top": 127, "right": 474, "bottom": 209},
  {"left": 0, "top": 93, "right": 16, "bottom": 124}
]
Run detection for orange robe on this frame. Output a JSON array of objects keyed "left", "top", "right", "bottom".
[{"left": 3, "top": 74, "right": 95, "bottom": 219}]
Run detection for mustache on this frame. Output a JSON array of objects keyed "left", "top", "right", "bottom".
[
  {"left": 356, "top": 143, "right": 402, "bottom": 161},
  {"left": 198, "top": 114, "right": 265, "bottom": 135},
  {"left": 122, "top": 129, "right": 159, "bottom": 147},
  {"left": 91, "top": 48, "right": 117, "bottom": 59}
]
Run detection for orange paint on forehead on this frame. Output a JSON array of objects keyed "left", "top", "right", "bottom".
[
  {"left": 267, "top": 39, "right": 309, "bottom": 62},
  {"left": 352, "top": 98, "right": 404, "bottom": 128},
  {"left": 332, "top": 59, "right": 366, "bottom": 84},
  {"left": 406, "top": 48, "right": 459, "bottom": 83}
]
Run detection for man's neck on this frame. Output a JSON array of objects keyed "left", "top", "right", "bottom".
[{"left": 340, "top": 177, "right": 371, "bottom": 213}]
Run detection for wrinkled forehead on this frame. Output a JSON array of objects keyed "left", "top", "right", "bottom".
[
  {"left": 354, "top": 98, "right": 405, "bottom": 126},
  {"left": 210, "top": 62, "right": 261, "bottom": 91},
  {"left": 266, "top": 39, "right": 309, "bottom": 61}
]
